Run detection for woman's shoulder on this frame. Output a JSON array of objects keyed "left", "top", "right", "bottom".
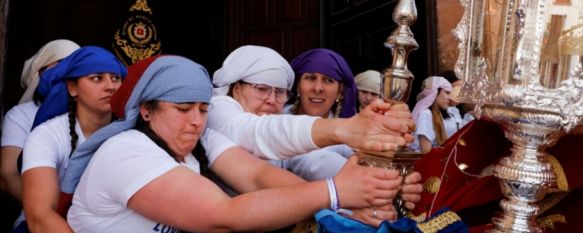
[{"left": 28, "top": 113, "right": 70, "bottom": 136}]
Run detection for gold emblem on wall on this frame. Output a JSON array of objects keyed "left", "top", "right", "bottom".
[{"left": 113, "top": 0, "right": 161, "bottom": 65}]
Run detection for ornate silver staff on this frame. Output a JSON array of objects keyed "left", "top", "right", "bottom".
[
  {"left": 357, "top": 0, "right": 421, "bottom": 219},
  {"left": 453, "top": 0, "right": 583, "bottom": 232}
]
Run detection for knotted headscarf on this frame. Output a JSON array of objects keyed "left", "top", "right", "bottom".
[
  {"left": 411, "top": 76, "right": 452, "bottom": 121},
  {"left": 354, "top": 70, "right": 382, "bottom": 95},
  {"left": 290, "top": 48, "right": 357, "bottom": 118},
  {"left": 19, "top": 39, "right": 80, "bottom": 104},
  {"left": 213, "top": 45, "right": 294, "bottom": 95},
  {"left": 61, "top": 55, "right": 213, "bottom": 194},
  {"left": 32, "top": 46, "right": 127, "bottom": 129}
]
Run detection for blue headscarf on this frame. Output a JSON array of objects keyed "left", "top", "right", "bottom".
[
  {"left": 290, "top": 48, "right": 357, "bottom": 118},
  {"left": 32, "top": 46, "right": 127, "bottom": 129},
  {"left": 61, "top": 55, "right": 213, "bottom": 194}
]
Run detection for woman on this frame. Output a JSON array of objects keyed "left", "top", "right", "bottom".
[
  {"left": 20, "top": 46, "right": 126, "bottom": 233},
  {"left": 211, "top": 45, "right": 350, "bottom": 182},
  {"left": 410, "top": 76, "right": 462, "bottom": 154},
  {"left": 286, "top": 48, "right": 357, "bottom": 119},
  {"left": 210, "top": 45, "right": 422, "bottom": 225},
  {"left": 354, "top": 70, "right": 382, "bottom": 112},
  {"left": 66, "top": 55, "right": 417, "bottom": 232},
  {"left": 0, "top": 39, "right": 79, "bottom": 204}
]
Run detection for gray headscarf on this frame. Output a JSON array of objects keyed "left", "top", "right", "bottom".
[{"left": 61, "top": 55, "right": 213, "bottom": 194}]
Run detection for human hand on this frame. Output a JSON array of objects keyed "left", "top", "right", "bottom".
[
  {"left": 340, "top": 100, "right": 414, "bottom": 152},
  {"left": 400, "top": 171, "right": 423, "bottom": 210},
  {"left": 334, "top": 156, "right": 402, "bottom": 208},
  {"left": 341, "top": 204, "right": 397, "bottom": 227}
]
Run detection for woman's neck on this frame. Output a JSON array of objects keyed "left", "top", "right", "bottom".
[{"left": 76, "top": 108, "right": 112, "bottom": 138}]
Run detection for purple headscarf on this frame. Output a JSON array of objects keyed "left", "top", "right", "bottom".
[{"left": 290, "top": 48, "right": 357, "bottom": 118}]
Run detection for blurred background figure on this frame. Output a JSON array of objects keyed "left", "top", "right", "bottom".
[
  {"left": 354, "top": 70, "right": 381, "bottom": 112},
  {"left": 410, "top": 76, "right": 462, "bottom": 154}
]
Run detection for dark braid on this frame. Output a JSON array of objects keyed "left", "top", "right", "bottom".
[{"left": 68, "top": 95, "right": 79, "bottom": 158}]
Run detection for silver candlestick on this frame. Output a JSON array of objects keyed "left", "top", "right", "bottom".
[
  {"left": 453, "top": 0, "right": 583, "bottom": 232},
  {"left": 357, "top": 0, "right": 422, "bottom": 219}
]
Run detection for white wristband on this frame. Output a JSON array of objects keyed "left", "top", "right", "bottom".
[{"left": 326, "top": 178, "right": 340, "bottom": 211}]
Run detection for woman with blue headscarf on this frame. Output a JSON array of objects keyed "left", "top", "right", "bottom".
[
  {"left": 65, "top": 55, "right": 410, "bottom": 232},
  {"left": 19, "top": 46, "right": 126, "bottom": 233}
]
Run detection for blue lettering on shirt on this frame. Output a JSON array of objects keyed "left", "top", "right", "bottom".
[{"left": 153, "top": 223, "right": 180, "bottom": 233}]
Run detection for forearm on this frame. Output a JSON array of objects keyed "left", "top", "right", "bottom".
[
  {"left": 3, "top": 174, "right": 22, "bottom": 201},
  {"left": 213, "top": 181, "right": 328, "bottom": 232},
  {"left": 211, "top": 147, "right": 307, "bottom": 193},
  {"left": 1, "top": 146, "right": 23, "bottom": 200},
  {"left": 26, "top": 211, "right": 73, "bottom": 233},
  {"left": 251, "top": 162, "right": 307, "bottom": 190},
  {"left": 312, "top": 118, "right": 342, "bottom": 147}
]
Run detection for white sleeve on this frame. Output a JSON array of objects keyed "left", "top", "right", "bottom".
[
  {"left": 207, "top": 96, "right": 319, "bottom": 160},
  {"left": 415, "top": 109, "right": 436, "bottom": 143},
  {"left": 200, "top": 129, "right": 237, "bottom": 166},
  {"left": 22, "top": 124, "right": 66, "bottom": 172},
  {"left": 1, "top": 105, "right": 33, "bottom": 147}
]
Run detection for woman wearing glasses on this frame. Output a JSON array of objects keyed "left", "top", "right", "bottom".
[{"left": 208, "top": 45, "right": 422, "bottom": 225}]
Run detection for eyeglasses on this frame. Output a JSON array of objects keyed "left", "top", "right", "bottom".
[{"left": 241, "top": 81, "right": 289, "bottom": 103}]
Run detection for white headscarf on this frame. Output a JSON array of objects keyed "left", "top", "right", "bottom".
[
  {"left": 411, "top": 76, "right": 452, "bottom": 121},
  {"left": 19, "top": 39, "right": 80, "bottom": 104},
  {"left": 354, "top": 70, "right": 381, "bottom": 95},
  {"left": 212, "top": 45, "right": 294, "bottom": 95}
]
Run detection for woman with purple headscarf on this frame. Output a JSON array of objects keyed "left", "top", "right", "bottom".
[{"left": 286, "top": 48, "right": 357, "bottom": 118}]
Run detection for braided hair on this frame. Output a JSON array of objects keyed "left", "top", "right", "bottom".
[{"left": 68, "top": 95, "right": 79, "bottom": 158}]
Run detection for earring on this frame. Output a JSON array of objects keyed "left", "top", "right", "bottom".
[
  {"left": 335, "top": 99, "right": 340, "bottom": 103},
  {"left": 143, "top": 114, "right": 150, "bottom": 120}
]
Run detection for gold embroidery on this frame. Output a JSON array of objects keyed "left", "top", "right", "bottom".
[
  {"left": 423, "top": 176, "right": 441, "bottom": 194},
  {"left": 417, "top": 211, "right": 462, "bottom": 233},
  {"left": 458, "top": 138, "right": 466, "bottom": 146},
  {"left": 130, "top": 0, "right": 152, "bottom": 14},
  {"left": 538, "top": 192, "right": 568, "bottom": 214},
  {"left": 291, "top": 219, "right": 317, "bottom": 233},
  {"left": 538, "top": 214, "right": 567, "bottom": 231},
  {"left": 408, "top": 212, "right": 427, "bottom": 222},
  {"left": 545, "top": 155, "right": 569, "bottom": 191},
  {"left": 113, "top": 0, "right": 161, "bottom": 65}
]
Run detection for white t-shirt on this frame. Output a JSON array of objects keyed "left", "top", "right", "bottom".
[
  {"left": 22, "top": 113, "right": 86, "bottom": 173},
  {"left": 17, "top": 113, "right": 85, "bottom": 226},
  {"left": 68, "top": 129, "right": 235, "bottom": 233},
  {"left": 411, "top": 107, "right": 462, "bottom": 151},
  {"left": 208, "top": 95, "right": 319, "bottom": 160},
  {"left": 1, "top": 101, "right": 39, "bottom": 147}
]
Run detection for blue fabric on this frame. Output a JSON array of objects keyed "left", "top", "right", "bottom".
[
  {"left": 61, "top": 55, "right": 213, "bottom": 194},
  {"left": 290, "top": 48, "right": 357, "bottom": 118},
  {"left": 11, "top": 221, "right": 29, "bottom": 233},
  {"left": 316, "top": 208, "right": 468, "bottom": 233},
  {"left": 32, "top": 46, "right": 127, "bottom": 129}
]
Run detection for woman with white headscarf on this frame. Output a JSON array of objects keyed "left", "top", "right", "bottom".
[
  {"left": 354, "top": 70, "right": 382, "bottom": 112},
  {"left": 210, "top": 45, "right": 347, "bottom": 181},
  {"left": 410, "top": 76, "right": 463, "bottom": 154},
  {"left": 208, "top": 45, "right": 414, "bottom": 161},
  {"left": 207, "top": 45, "right": 422, "bottom": 224},
  {"left": 0, "top": 39, "right": 79, "bottom": 203}
]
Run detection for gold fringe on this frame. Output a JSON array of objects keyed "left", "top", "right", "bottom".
[
  {"left": 538, "top": 214, "right": 567, "bottom": 231},
  {"left": 417, "top": 211, "right": 462, "bottom": 233},
  {"left": 545, "top": 154, "right": 569, "bottom": 192},
  {"left": 290, "top": 219, "right": 318, "bottom": 233}
]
